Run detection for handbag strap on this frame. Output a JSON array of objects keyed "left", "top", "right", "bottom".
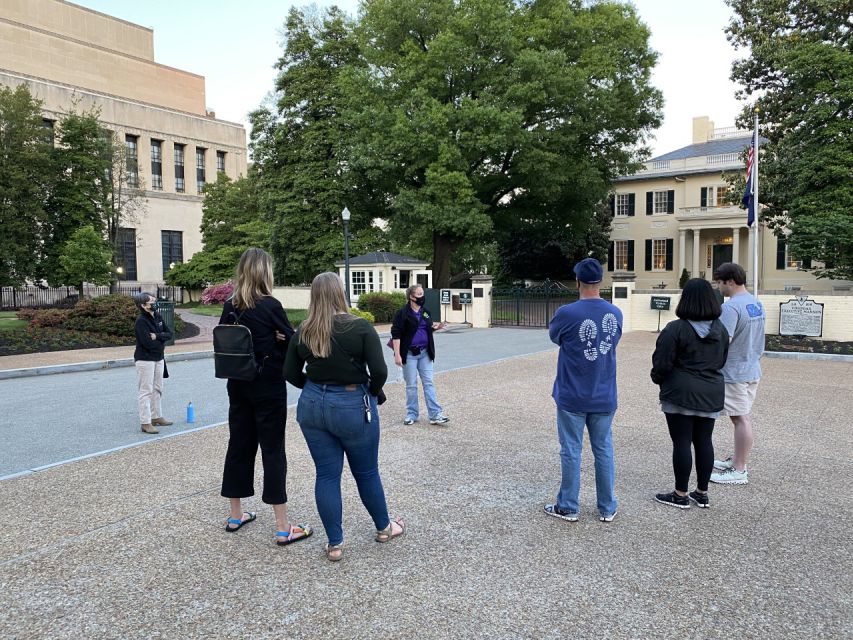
[{"left": 330, "top": 335, "right": 369, "bottom": 377}]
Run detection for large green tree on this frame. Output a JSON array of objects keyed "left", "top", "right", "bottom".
[
  {"left": 0, "top": 85, "right": 52, "bottom": 286},
  {"left": 58, "top": 225, "right": 114, "bottom": 295},
  {"left": 253, "top": 6, "right": 386, "bottom": 285},
  {"left": 726, "top": 0, "right": 853, "bottom": 279},
  {"left": 343, "top": 0, "right": 662, "bottom": 285},
  {"left": 165, "top": 173, "right": 270, "bottom": 290}
]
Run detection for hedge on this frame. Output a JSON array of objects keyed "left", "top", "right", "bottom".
[{"left": 357, "top": 291, "right": 406, "bottom": 323}]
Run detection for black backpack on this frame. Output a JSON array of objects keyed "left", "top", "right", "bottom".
[{"left": 213, "top": 310, "right": 260, "bottom": 381}]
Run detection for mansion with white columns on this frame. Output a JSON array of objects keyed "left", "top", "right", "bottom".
[{"left": 605, "top": 116, "right": 850, "bottom": 293}]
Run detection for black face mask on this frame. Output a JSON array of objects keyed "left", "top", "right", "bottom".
[{"left": 413, "top": 295, "right": 425, "bottom": 306}]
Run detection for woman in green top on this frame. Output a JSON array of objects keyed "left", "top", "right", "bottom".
[{"left": 285, "top": 272, "right": 405, "bottom": 561}]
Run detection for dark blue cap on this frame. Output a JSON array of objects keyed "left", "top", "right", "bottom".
[{"left": 573, "top": 257, "right": 604, "bottom": 284}]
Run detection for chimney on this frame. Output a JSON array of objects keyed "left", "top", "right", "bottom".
[{"left": 692, "top": 116, "right": 714, "bottom": 144}]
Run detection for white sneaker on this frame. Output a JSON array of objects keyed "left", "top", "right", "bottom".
[
  {"left": 713, "top": 457, "right": 734, "bottom": 471},
  {"left": 710, "top": 467, "right": 748, "bottom": 485}
]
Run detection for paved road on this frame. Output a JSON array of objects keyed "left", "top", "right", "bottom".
[{"left": 0, "top": 327, "right": 554, "bottom": 478}]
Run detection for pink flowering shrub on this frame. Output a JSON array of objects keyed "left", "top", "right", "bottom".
[{"left": 201, "top": 281, "right": 234, "bottom": 305}]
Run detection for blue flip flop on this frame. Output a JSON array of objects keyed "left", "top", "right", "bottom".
[{"left": 225, "top": 511, "right": 256, "bottom": 532}]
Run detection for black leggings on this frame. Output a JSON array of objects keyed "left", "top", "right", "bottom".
[{"left": 664, "top": 413, "right": 715, "bottom": 492}]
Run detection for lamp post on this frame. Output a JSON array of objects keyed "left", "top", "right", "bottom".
[{"left": 341, "top": 207, "right": 351, "bottom": 305}]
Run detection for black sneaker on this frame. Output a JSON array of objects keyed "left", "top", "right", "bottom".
[
  {"left": 689, "top": 490, "right": 710, "bottom": 508},
  {"left": 543, "top": 504, "right": 578, "bottom": 522},
  {"left": 655, "top": 491, "right": 690, "bottom": 509}
]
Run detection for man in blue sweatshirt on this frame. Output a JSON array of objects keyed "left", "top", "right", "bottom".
[{"left": 546, "top": 258, "right": 623, "bottom": 523}]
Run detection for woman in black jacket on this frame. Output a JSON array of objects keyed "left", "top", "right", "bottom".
[
  {"left": 133, "top": 292, "right": 173, "bottom": 435},
  {"left": 650, "top": 278, "right": 729, "bottom": 509},
  {"left": 391, "top": 284, "right": 448, "bottom": 426},
  {"left": 218, "top": 248, "right": 312, "bottom": 547}
]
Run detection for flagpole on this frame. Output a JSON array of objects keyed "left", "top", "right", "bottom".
[{"left": 752, "top": 109, "right": 759, "bottom": 297}]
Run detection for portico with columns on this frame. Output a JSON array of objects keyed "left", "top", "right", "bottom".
[{"left": 677, "top": 220, "right": 757, "bottom": 283}]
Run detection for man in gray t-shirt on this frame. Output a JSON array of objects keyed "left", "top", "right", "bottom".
[{"left": 710, "top": 263, "right": 765, "bottom": 485}]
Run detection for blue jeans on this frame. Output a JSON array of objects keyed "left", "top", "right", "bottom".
[
  {"left": 555, "top": 409, "right": 618, "bottom": 517},
  {"left": 297, "top": 381, "right": 391, "bottom": 545},
  {"left": 403, "top": 351, "right": 444, "bottom": 421}
]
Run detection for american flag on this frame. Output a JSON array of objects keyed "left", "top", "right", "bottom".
[{"left": 742, "top": 132, "right": 756, "bottom": 227}]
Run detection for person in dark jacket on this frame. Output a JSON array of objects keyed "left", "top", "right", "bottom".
[
  {"left": 219, "top": 248, "right": 312, "bottom": 547},
  {"left": 286, "top": 272, "right": 402, "bottom": 562},
  {"left": 391, "top": 284, "right": 448, "bottom": 426},
  {"left": 650, "top": 278, "right": 729, "bottom": 509},
  {"left": 133, "top": 292, "right": 173, "bottom": 434}
]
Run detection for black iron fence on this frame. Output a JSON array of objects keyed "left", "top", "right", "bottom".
[
  {"left": 0, "top": 285, "right": 182, "bottom": 310},
  {"left": 491, "top": 282, "right": 612, "bottom": 328}
]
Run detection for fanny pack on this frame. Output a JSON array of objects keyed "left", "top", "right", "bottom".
[{"left": 409, "top": 345, "right": 423, "bottom": 356}]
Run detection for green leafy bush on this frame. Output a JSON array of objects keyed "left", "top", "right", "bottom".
[
  {"left": 349, "top": 307, "right": 375, "bottom": 323},
  {"left": 356, "top": 292, "right": 406, "bottom": 323},
  {"left": 64, "top": 294, "right": 139, "bottom": 337},
  {"left": 0, "top": 326, "right": 131, "bottom": 356}
]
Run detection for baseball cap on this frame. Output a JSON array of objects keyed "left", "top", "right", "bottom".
[{"left": 573, "top": 257, "right": 604, "bottom": 284}]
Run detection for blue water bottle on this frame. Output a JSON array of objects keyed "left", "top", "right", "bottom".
[{"left": 186, "top": 402, "right": 195, "bottom": 424}]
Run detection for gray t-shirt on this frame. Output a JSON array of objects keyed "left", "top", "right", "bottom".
[{"left": 720, "top": 291, "right": 765, "bottom": 383}]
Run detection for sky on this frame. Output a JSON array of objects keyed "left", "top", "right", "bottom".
[{"left": 73, "top": 0, "right": 746, "bottom": 157}]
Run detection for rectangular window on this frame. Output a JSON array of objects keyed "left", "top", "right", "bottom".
[
  {"left": 216, "top": 151, "right": 226, "bottom": 173},
  {"left": 352, "top": 271, "right": 366, "bottom": 295},
  {"left": 196, "top": 147, "right": 206, "bottom": 193},
  {"left": 614, "top": 240, "right": 629, "bottom": 271},
  {"left": 161, "top": 230, "right": 183, "bottom": 275},
  {"left": 377, "top": 270, "right": 384, "bottom": 291},
  {"left": 785, "top": 243, "right": 802, "bottom": 270},
  {"left": 653, "top": 191, "right": 669, "bottom": 214},
  {"left": 125, "top": 135, "right": 139, "bottom": 188},
  {"left": 615, "top": 193, "right": 634, "bottom": 216},
  {"left": 652, "top": 239, "right": 668, "bottom": 271},
  {"left": 42, "top": 119, "right": 55, "bottom": 146},
  {"left": 117, "top": 228, "right": 138, "bottom": 280},
  {"left": 150, "top": 140, "right": 163, "bottom": 190},
  {"left": 174, "top": 144, "right": 185, "bottom": 193}
]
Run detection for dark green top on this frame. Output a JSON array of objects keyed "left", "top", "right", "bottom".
[{"left": 284, "top": 316, "right": 388, "bottom": 396}]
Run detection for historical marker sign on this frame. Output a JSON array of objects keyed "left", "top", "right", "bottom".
[
  {"left": 440, "top": 289, "right": 451, "bottom": 305},
  {"left": 779, "top": 297, "right": 824, "bottom": 337},
  {"left": 459, "top": 292, "right": 473, "bottom": 305},
  {"left": 650, "top": 296, "right": 671, "bottom": 311}
]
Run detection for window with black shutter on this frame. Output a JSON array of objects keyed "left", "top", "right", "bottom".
[
  {"left": 646, "top": 191, "right": 653, "bottom": 215},
  {"left": 665, "top": 238, "right": 674, "bottom": 270},
  {"left": 628, "top": 193, "right": 635, "bottom": 216},
  {"left": 776, "top": 237, "right": 786, "bottom": 270},
  {"left": 667, "top": 190, "right": 675, "bottom": 214},
  {"left": 645, "top": 239, "right": 653, "bottom": 271},
  {"left": 608, "top": 242, "right": 614, "bottom": 271},
  {"left": 700, "top": 187, "right": 708, "bottom": 208},
  {"left": 627, "top": 240, "right": 635, "bottom": 271}
]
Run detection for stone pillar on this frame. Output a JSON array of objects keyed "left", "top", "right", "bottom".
[
  {"left": 692, "top": 229, "right": 702, "bottom": 278},
  {"left": 610, "top": 272, "right": 636, "bottom": 333},
  {"left": 732, "top": 227, "right": 741, "bottom": 268},
  {"left": 678, "top": 229, "right": 687, "bottom": 276},
  {"left": 470, "top": 275, "right": 493, "bottom": 328}
]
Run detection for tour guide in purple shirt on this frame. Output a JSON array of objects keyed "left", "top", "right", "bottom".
[
  {"left": 545, "top": 258, "right": 623, "bottom": 523},
  {"left": 391, "top": 284, "right": 449, "bottom": 426}
]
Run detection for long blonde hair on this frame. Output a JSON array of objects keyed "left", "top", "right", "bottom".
[
  {"left": 232, "top": 247, "right": 274, "bottom": 309},
  {"left": 299, "top": 272, "right": 354, "bottom": 358}
]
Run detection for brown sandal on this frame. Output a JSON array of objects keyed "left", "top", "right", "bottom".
[
  {"left": 375, "top": 516, "right": 405, "bottom": 542},
  {"left": 325, "top": 543, "right": 344, "bottom": 562}
]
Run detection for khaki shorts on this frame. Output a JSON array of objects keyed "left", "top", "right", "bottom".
[{"left": 724, "top": 381, "right": 759, "bottom": 417}]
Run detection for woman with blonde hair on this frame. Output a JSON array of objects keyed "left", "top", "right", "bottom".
[
  {"left": 285, "top": 272, "right": 403, "bottom": 562},
  {"left": 218, "top": 247, "right": 312, "bottom": 546}
]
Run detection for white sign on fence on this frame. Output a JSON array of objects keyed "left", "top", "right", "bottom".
[{"left": 779, "top": 296, "right": 824, "bottom": 337}]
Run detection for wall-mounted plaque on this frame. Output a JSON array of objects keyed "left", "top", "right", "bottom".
[{"left": 779, "top": 297, "right": 823, "bottom": 337}]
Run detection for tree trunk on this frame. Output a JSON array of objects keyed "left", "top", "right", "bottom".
[{"left": 431, "top": 232, "right": 457, "bottom": 289}]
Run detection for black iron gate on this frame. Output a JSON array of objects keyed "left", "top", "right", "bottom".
[{"left": 491, "top": 281, "right": 611, "bottom": 328}]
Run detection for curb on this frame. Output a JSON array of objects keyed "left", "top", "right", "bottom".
[
  {"left": 763, "top": 350, "right": 853, "bottom": 362},
  {"left": 0, "top": 349, "right": 214, "bottom": 380},
  {"left": 0, "top": 331, "right": 396, "bottom": 380}
]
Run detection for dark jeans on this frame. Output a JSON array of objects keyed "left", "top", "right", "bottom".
[
  {"left": 297, "top": 381, "right": 390, "bottom": 546},
  {"left": 664, "top": 412, "right": 715, "bottom": 492},
  {"left": 221, "top": 374, "right": 288, "bottom": 504}
]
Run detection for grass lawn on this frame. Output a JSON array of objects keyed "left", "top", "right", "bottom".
[
  {"left": 0, "top": 311, "right": 28, "bottom": 330},
  {"left": 177, "top": 303, "right": 307, "bottom": 326}
]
